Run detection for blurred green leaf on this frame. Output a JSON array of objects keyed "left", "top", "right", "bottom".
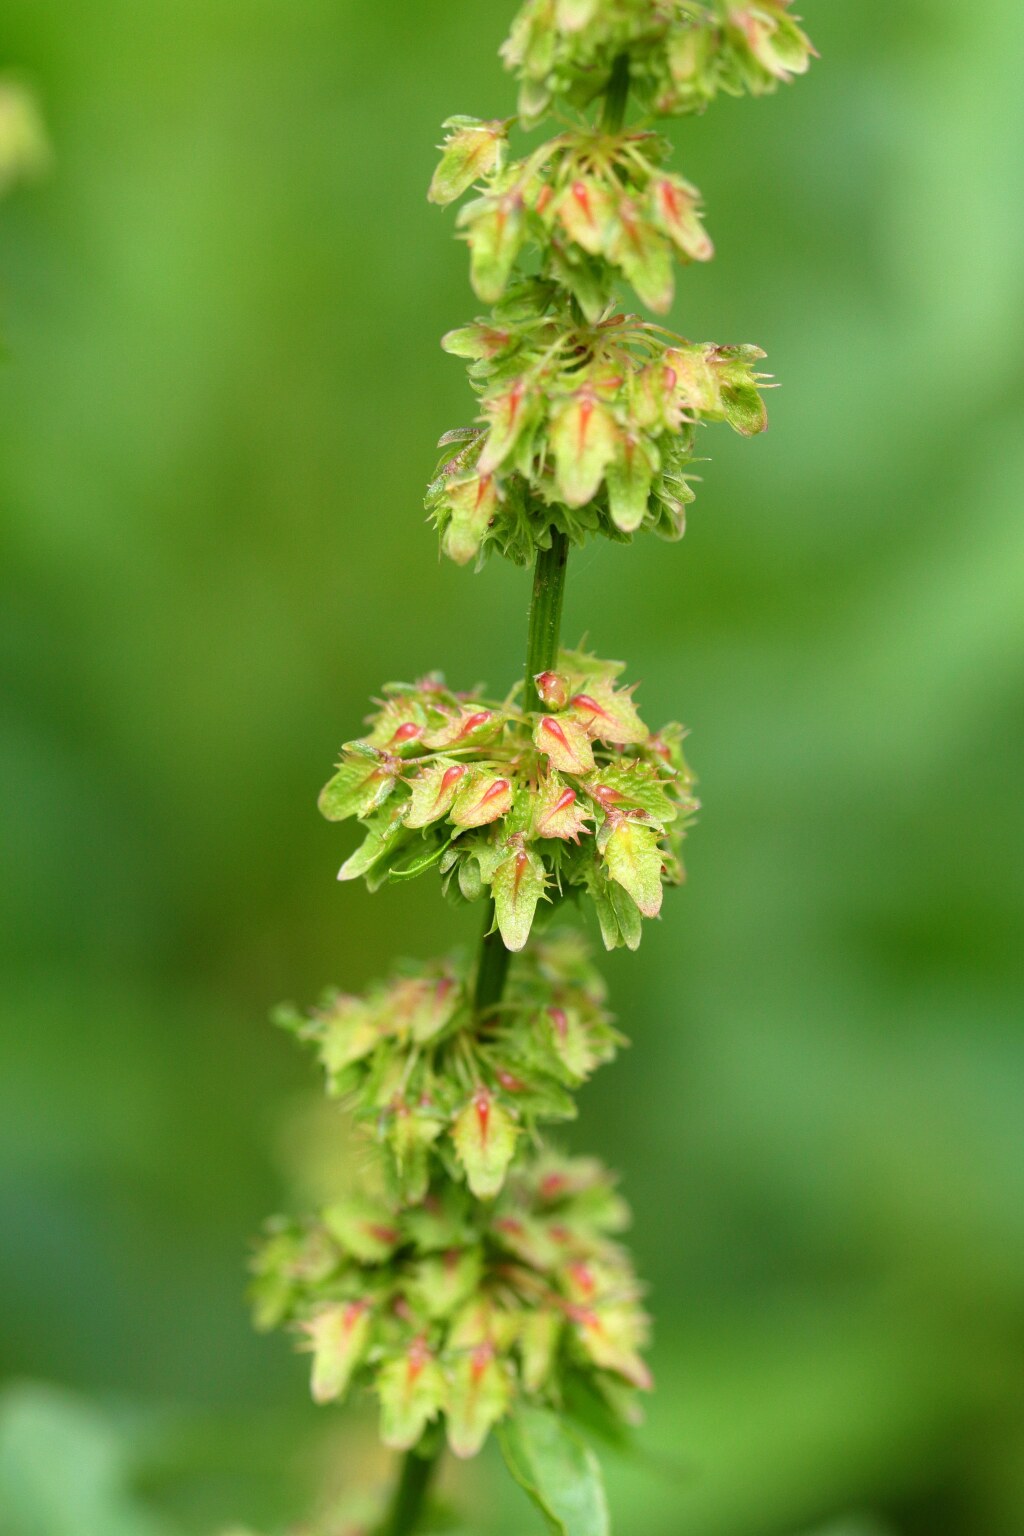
[{"left": 499, "top": 1405, "right": 610, "bottom": 1536}]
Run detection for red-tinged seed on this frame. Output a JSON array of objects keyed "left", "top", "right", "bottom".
[
  {"left": 391, "top": 721, "right": 422, "bottom": 744},
  {"left": 474, "top": 1089, "right": 491, "bottom": 1143},
  {"left": 534, "top": 669, "right": 566, "bottom": 707},
  {"left": 495, "top": 1216, "right": 523, "bottom": 1235},
  {"left": 572, "top": 692, "right": 614, "bottom": 723},
  {"left": 548, "top": 1223, "right": 571, "bottom": 1243},
  {"left": 498, "top": 1070, "right": 525, "bottom": 1092},
  {"left": 569, "top": 1261, "right": 595, "bottom": 1296},
  {"left": 480, "top": 777, "right": 510, "bottom": 805},
  {"left": 590, "top": 782, "right": 623, "bottom": 808},
  {"left": 512, "top": 849, "right": 529, "bottom": 894},
  {"left": 367, "top": 1223, "right": 399, "bottom": 1245},
  {"left": 576, "top": 395, "right": 593, "bottom": 450},
  {"left": 548, "top": 1006, "right": 568, "bottom": 1039},
  {"left": 554, "top": 788, "right": 577, "bottom": 813},
  {"left": 343, "top": 1300, "right": 367, "bottom": 1331},
  {"left": 407, "top": 1337, "right": 429, "bottom": 1382},
  {"left": 663, "top": 365, "right": 677, "bottom": 392},
  {"left": 471, "top": 1342, "right": 493, "bottom": 1381},
  {"left": 658, "top": 179, "right": 680, "bottom": 217},
  {"left": 539, "top": 1172, "right": 567, "bottom": 1199},
  {"left": 393, "top": 1296, "right": 414, "bottom": 1323},
  {"left": 540, "top": 717, "right": 569, "bottom": 750},
  {"left": 443, "top": 1248, "right": 460, "bottom": 1272},
  {"left": 571, "top": 179, "right": 592, "bottom": 221},
  {"left": 455, "top": 709, "right": 493, "bottom": 739},
  {"left": 506, "top": 380, "right": 523, "bottom": 423},
  {"left": 438, "top": 763, "right": 467, "bottom": 798},
  {"left": 535, "top": 184, "right": 552, "bottom": 214}
]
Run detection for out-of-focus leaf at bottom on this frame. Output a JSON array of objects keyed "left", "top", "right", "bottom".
[
  {"left": 499, "top": 1404, "right": 610, "bottom": 1536},
  {"left": 0, "top": 1382, "right": 176, "bottom": 1536}
]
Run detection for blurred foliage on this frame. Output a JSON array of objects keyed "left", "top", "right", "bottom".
[{"left": 0, "top": 0, "right": 1022, "bottom": 1533}]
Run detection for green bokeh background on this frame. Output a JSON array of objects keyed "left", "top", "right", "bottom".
[{"left": 1, "top": 2, "right": 1022, "bottom": 1533}]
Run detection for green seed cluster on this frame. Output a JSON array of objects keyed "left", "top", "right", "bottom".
[
  {"left": 253, "top": 0, "right": 814, "bottom": 1485},
  {"left": 252, "top": 1149, "right": 649, "bottom": 1460},
  {"left": 318, "top": 649, "right": 697, "bottom": 952},
  {"left": 425, "top": 0, "right": 812, "bottom": 567}
]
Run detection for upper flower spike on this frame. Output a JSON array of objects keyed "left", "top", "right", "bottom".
[
  {"left": 502, "top": 0, "right": 816, "bottom": 128},
  {"left": 427, "top": 3, "right": 814, "bottom": 568}
]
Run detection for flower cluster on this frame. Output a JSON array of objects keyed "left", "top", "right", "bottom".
[
  {"left": 427, "top": 287, "right": 767, "bottom": 564},
  {"left": 251, "top": 1151, "right": 650, "bottom": 1460},
  {"left": 245, "top": 0, "right": 817, "bottom": 1520},
  {"left": 319, "top": 649, "right": 697, "bottom": 951},
  {"left": 425, "top": 6, "right": 804, "bottom": 569},
  {"left": 430, "top": 123, "right": 713, "bottom": 316},
  {"left": 276, "top": 933, "right": 624, "bottom": 1205},
  {"left": 502, "top": 0, "right": 815, "bottom": 126}
]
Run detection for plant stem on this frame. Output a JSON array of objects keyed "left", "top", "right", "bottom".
[
  {"left": 523, "top": 528, "right": 570, "bottom": 711},
  {"left": 378, "top": 1447, "right": 439, "bottom": 1536},
  {"left": 601, "top": 52, "right": 631, "bottom": 134},
  {"left": 378, "top": 55, "right": 623, "bottom": 1532},
  {"left": 474, "top": 901, "right": 513, "bottom": 1014}
]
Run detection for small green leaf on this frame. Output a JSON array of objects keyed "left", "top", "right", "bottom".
[
  {"left": 428, "top": 116, "right": 507, "bottom": 207},
  {"left": 722, "top": 380, "right": 768, "bottom": 436},
  {"left": 492, "top": 844, "right": 547, "bottom": 951},
  {"left": 602, "top": 819, "right": 664, "bottom": 918},
  {"left": 568, "top": 679, "right": 647, "bottom": 747},
  {"left": 406, "top": 1247, "right": 483, "bottom": 1320},
  {"left": 318, "top": 758, "right": 396, "bottom": 821},
  {"left": 499, "top": 1404, "right": 611, "bottom": 1536},
  {"left": 584, "top": 760, "right": 679, "bottom": 828},
  {"left": 445, "top": 1343, "right": 514, "bottom": 1459},
  {"left": 545, "top": 1005, "right": 599, "bottom": 1082},
  {"left": 533, "top": 773, "right": 591, "bottom": 842},
  {"left": 387, "top": 834, "right": 450, "bottom": 882},
  {"left": 518, "top": 1307, "right": 563, "bottom": 1394},
  {"left": 462, "top": 194, "right": 527, "bottom": 303},
  {"left": 404, "top": 760, "right": 471, "bottom": 829},
  {"left": 649, "top": 174, "right": 713, "bottom": 263},
  {"left": 608, "top": 201, "right": 673, "bottom": 313},
  {"left": 554, "top": 0, "right": 599, "bottom": 29},
  {"left": 337, "top": 813, "right": 409, "bottom": 885},
  {"left": 441, "top": 472, "right": 499, "bottom": 565},
  {"left": 605, "top": 435, "right": 654, "bottom": 533},
  {"left": 377, "top": 1341, "right": 446, "bottom": 1450},
  {"left": 451, "top": 1088, "right": 518, "bottom": 1199},
  {"left": 322, "top": 1198, "right": 401, "bottom": 1264},
  {"left": 301, "top": 1300, "right": 372, "bottom": 1405},
  {"left": 549, "top": 393, "right": 618, "bottom": 508},
  {"left": 555, "top": 177, "right": 615, "bottom": 257},
  {"left": 573, "top": 1303, "right": 652, "bottom": 1391},
  {"left": 533, "top": 714, "right": 595, "bottom": 775},
  {"left": 451, "top": 771, "right": 515, "bottom": 828},
  {"left": 479, "top": 377, "right": 534, "bottom": 474},
  {"left": 317, "top": 995, "right": 379, "bottom": 1081}
]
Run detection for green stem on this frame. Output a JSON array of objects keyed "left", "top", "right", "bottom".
[
  {"left": 523, "top": 528, "right": 570, "bottom": 711},
  {"left": 474, "top": 900, "right": 513, "bottom": 1015},
  {"left": 377, "top": 52, "right": 627, "bottom": 1536},
  {"left": 601, "top": 52, "right": 631, "bottom": 134},
  {"left": 378, "top": 1447, "right": 439, "bottom": 1536}
]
